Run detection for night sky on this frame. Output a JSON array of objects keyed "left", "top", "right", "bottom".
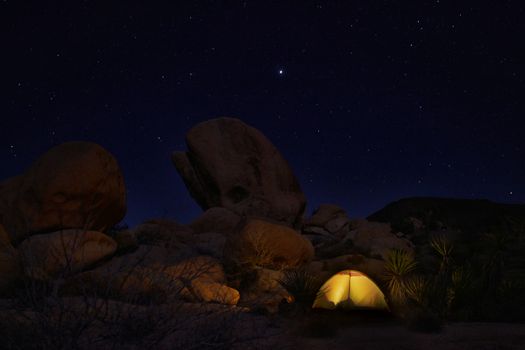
[{"left": 2, "top": 1, "right": 524, "bottom": 226}]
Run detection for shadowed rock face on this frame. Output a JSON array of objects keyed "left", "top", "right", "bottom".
[
  {"left": 19, "top": 229, "right": 117, "bottom": 280},
  {"left": 172, "top": 118, "right": 306, "bottom": 226},
  {"left": 0, "top": 224, "right": 20, "bottom": 294},
  {"left": 0, "top": 142, "right": 126, "bottom": 242}
]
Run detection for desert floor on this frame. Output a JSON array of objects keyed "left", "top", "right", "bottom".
[{"left": 288, "top": 312, "right": 525, "bottom": 350}]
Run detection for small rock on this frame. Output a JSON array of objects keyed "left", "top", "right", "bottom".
[
  {"left": 113, "top": 230, "right": 138, "bottom": 254},
  {"left": 191, "top": 280, "right": 240, "bottom": 305},
  {"left": 302, "top": 234, "right": 335, "bottom": 247},
  {"left": 305, "top": 204, "right": 346, "bottom": 227},
  {"left": 190, "top": 207, "right": 241, "bottom": 235},
  {"left": 193, "top": 232, "right": 226, "bottom": 259},
  {"left": 131, "top": 219, "right": 193, "bottom": 248},
  {"left": 350, "top": 219, "right": 414, "bottom": 260},
  {"left": 302, "top": 225, "right": 335, "bottom": 238},
  {"left": 324, "top": 215, "right": 350, "bottom": 234}
]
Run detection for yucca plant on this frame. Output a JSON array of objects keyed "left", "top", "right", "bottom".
[
  {"left": 383, "top": 249, "right": 417, "bottom": 303},
  {"left": 447, "top": 265, "right": 473, "bottom": 315},
  {"left": 277, "top": 268, "right": 322, "bottom": 305},
  {"left": 481, "top": 231, "right": 511, "bottom": 295},
  {"left": 429, "top": 234, "right": 454, "bottom": 274},
  {"left": 403, "top": 275, "right": 428, "bottom": 306}
]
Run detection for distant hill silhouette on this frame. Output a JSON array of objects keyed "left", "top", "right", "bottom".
[{"left": 368, "top": 197, "right": 525, "bottom": 235}]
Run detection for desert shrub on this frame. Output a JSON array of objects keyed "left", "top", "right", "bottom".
[
  {"left": 493, "top": 280, "right": 525, "bottom": 322},
  {"left": 446, "top": 265, "right": 474, "bottom": 316},
  {"left": 429, "top": 234, "right": 454, "bottom": 273},
  {"left": 387, "top": 215, "right": 525, "bottom": 324},
  {"left": 1, "top": 228, "right": 267, "bottom": 349},
  {"left": 383, "top": 248, "right": 417, "bottom": 304},
  {"left": 403, "top": 275, "right": 429, "bottom": 306},
  {"left": 277, "top": 268, "right": 322, "bottom": 306}
]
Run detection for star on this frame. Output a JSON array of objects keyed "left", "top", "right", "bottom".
[
  {"left": 278, "top": 69, "right": 284, "bottom": 75},
  {"left": 9, "top": 145, "right": 17, "bottom": 158}
]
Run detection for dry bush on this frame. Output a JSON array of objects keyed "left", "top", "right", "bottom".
[{"left": 0, "top": 227, "right": 267, "bottom": 349}]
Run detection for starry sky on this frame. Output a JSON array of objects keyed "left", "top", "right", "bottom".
[{"left": 2, "top": 1, "right": 524, "bottom": 226}]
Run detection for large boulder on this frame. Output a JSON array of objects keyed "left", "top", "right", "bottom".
[
  {"left": 225, "top": 219, "right": 314, "bottom": 270},
  {"left": 0, "top": 142, "right": 126, "bottom": 242},
  {"left": 19, "top": 229, "right": 117, "bottom": 280},
  {"left": 172, "top": 118, "right": 306, "bottom": 226}
]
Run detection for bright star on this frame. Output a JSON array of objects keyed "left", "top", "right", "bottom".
[{"left": 278, "top": 69, "right": 284, "bottom": 75}]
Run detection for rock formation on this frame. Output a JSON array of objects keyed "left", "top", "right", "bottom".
[
  {"left": 0, "top": 141, "right": 126, "bottom": 242},
  {"left": 172, "top": 118, "right": 306, "bottom": 227}
]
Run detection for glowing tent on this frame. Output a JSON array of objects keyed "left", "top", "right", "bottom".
[{"left": 312, "top": 270, "right": 389, "bottom": 310}]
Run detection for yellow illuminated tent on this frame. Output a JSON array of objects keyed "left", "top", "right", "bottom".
[{"left": 312, "top": 270, "right": 389, "bottom": 310}]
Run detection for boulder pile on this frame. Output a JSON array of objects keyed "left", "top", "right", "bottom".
[{"left": 0, "top": 119, "right": 417, "bottom": 313}]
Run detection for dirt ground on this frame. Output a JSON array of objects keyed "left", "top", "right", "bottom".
[
  {"left": 296, "top": 323, "right": 525, "bottom": 350},
  {"left": 287, "top": 311, "right": 525, "bottom": 350}
]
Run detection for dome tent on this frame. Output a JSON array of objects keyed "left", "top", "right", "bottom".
[{"left": 312, "top": 270, "right": 389, "bottom": 310}]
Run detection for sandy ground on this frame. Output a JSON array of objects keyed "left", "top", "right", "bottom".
[{"left": 295, "top": 322, "right": 525, "bottom": 350}]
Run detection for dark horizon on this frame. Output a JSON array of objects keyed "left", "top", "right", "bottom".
[{"left": 2, "top": 2, "right": 524, "bottom": 226}]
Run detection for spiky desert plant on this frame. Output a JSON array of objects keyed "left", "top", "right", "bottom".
[
  {"left": 480, "top": 231, "right": 511, "bottom": 295},
  {"left": 429, "top": 234, "right": 454, "bottom": 273},
  {"left": 278, "top": 268, "right": 322, "bottom": 305},
  {"left": 384, "top": 248, "right": 417, "bottom": 303},
  {"left": 403, "top": 275, "right": 429, "bottom": 306},
  {"left": 446, "top": 265, "right": 473, "bottom": 314}
]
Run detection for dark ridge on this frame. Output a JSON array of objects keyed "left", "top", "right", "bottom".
[{"left": 367, "top": 197, "right": 525, "bottom": 235}]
